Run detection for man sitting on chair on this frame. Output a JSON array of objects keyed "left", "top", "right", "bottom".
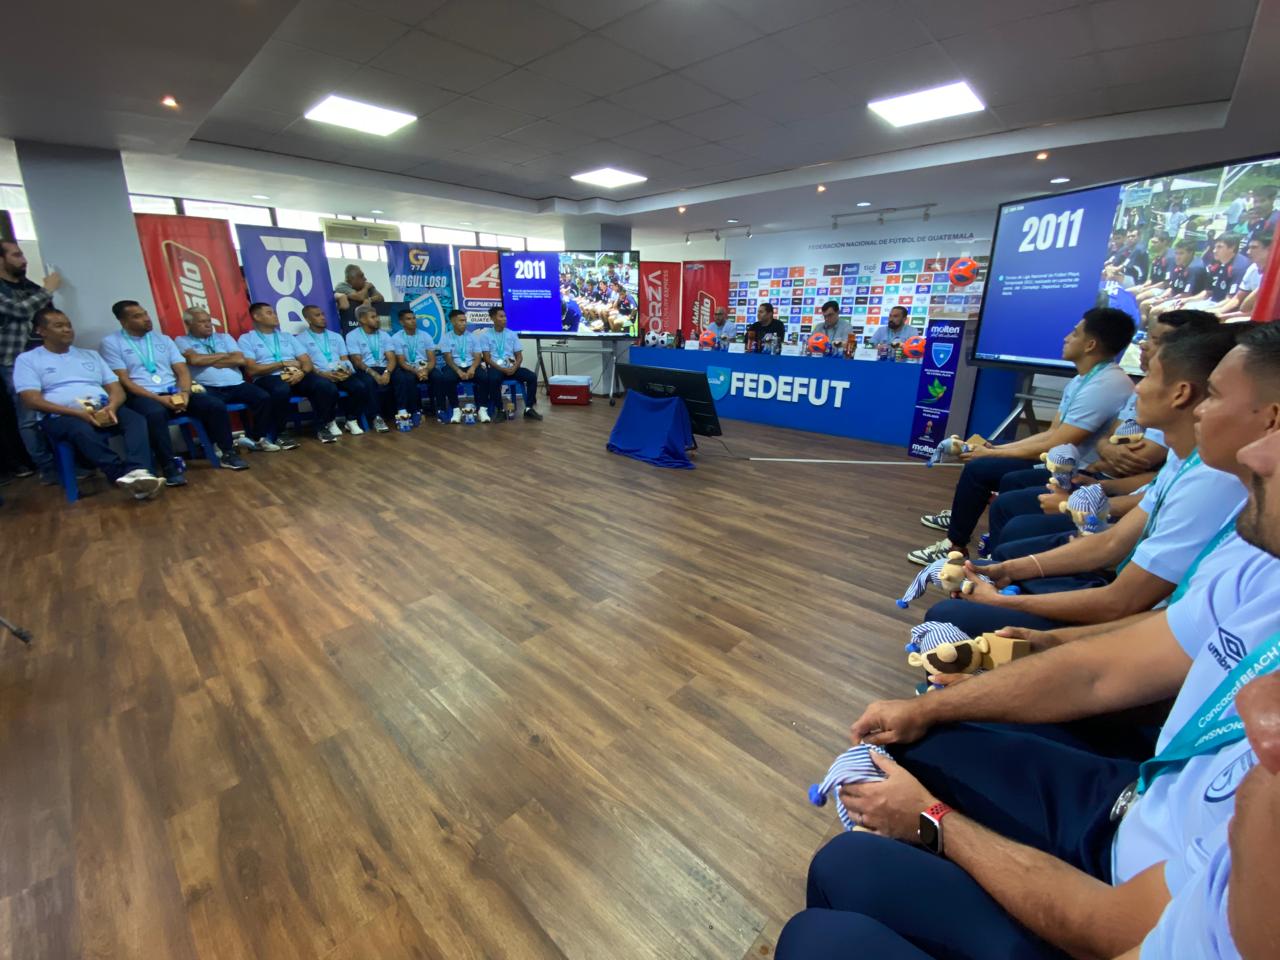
[
  {"left": 297, "top": 304, "right": 370, "bottom": 438},
  {"left": 101, "top": 300, "right": 247, "bottom": 486},
  {"left": 237, "top": 302, "right": 338, "bottom": 446},
  {"left": 174, "top": 307, "right": 271, "bottom": 456},
  {"left": 482, "top": 306, "right": 542, "bottom": 420},
  {"left": 439, "top": 309, "right": 490, "bottom": 423},
  {"left": 390, "top": 308, "right": 439, "bottom": 424},
  {"left": 13, "top": 307, "right": 163, "bottom": 499},
  {"left": 344, "top": 304, "right": 414, "bottom": 432}
]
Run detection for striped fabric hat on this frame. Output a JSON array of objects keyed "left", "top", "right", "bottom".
[
  {"left": 809, "top": 744, "right": 893, "bottom": 831},
  {"left": 904, "top": 620, "right": 973, "bottom": 655},
  {"left": 1064, "top": 485, "right": 1110, "bottom": 534},
  {"left": 927, "top": 436, "right": 970, "bottom": 467},
  {"left": 1112, "top": 419, "right": 1144, "bottom": 441},
  {"left": 897, "top": 559, "right": 995, "bottom": 608},
  {"left": 1043, "top": 443, "right": 1081, "bottom": 488}
]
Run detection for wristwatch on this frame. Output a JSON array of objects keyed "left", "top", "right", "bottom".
[{"left": 918, "top": 801, "right": 954, "bottom": 856}]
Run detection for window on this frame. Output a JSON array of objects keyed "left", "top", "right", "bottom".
[
  {"left": 377, "top": 220, "right": 420, "bottom": 243},
  {"left": 0, "top": 185, "right": 36, "bottom": 240},
  {"left": 422, "top": 225, "right": 478, "bottom": 246},
  {"left": 276, "top": 209, "right": 333, "bottom": 231},
  {"left": 479, "top": 232, "right": 526, "bottom": 250},
  {"left": 129, "top": 194, "right": 177, "bottom": 215},
  {"left": 526, "top": 236, "right": 565, "bottom": 252},
  {"left": 182, "top": 200, "right": 273, "bottom": 248}
]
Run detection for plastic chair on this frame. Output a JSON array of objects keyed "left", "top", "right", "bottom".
[
  {"left": 491, "top": 379, "right": 525, "bottom": 420},
  {"left": 172, "top": 415, "right": 220, "bottom": 466},
  {"left": 49, "top": 434, "right": 81, "bottom": 503}
]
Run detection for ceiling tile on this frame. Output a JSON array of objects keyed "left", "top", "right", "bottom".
[
  {"left": 274, "top": 0, "right": 409, "bottom": 62},
  {"left": 533, "top": 0, "right": 654, "bottom": 30},
  {"left": 348, "top": 0, "right": 449, "bottom": 25},
  {"left": 741, "top": 76, "right": 859, "bottom": 124},
  {"left": 336, "top": 67, "right": 458, "bottom": 117},
  {"left": 502, "top": 119, "right": 597, "bottom": 151},
  {"left": 472, "top": 69, "right": 594, "bottom": 118},
  {"left": 824, "top": 45, "right": 961, "bottom": 106},
  {"left": 729, "top": 0, "right": 861, "bottom": 33},
  {"left": 679, "top": 38, "right": 821, "bottom": 101},
  {"left": 219, "top": 41, "right": 361, "bottom": 116},
  {"left": 193, "top": 119, "right": 280, "bottom": 151},
  {"left": 523, "top": 37, "right": 665, "bottom": 96},
  {"left": 427, "top": 96, "right": 536, "bottom": 141},
  {"left": 992, "top": 89, "right": 1114, "bottom": 128},
  {"left": 1106, "top": 67, "right": 1241, "bottom": 115},
  {"left": 905, "top": 0, "right": 1080, "bottom": 40},
  {"left": 377, "top": 30, "right": 515, "bottom": 92},
  {"left": 1085, "top": 0, "right": 1257, "bottom": 51},
  {"left": 600, "top": 0, "right": 762, "bottom": 70},
  {"left": 666, "top": 141, "right": 749, "bottom": 170},
  {"left": 608, "top": 74, "right": 726, "bottom": 121},
  {"left": 777, "top": 2, "right": 933, "bottom": 63},
  {"left": 669, "top": 102, "right": 775, "bottom": 142},
  {"left": 627, "top": 123, "right": 707, "bottom": 156},
  {"left": 461, "top": 137, "right": 552, "bottom": 164},
  {"left": 423, "top": 0, "right": 586, "bottom": 64},
  {"left": 548, "top": 98, "right": 653, "bottom": 138},
  {"left": 1096, "top": 29, "right": 1250, "bottom": 88}
]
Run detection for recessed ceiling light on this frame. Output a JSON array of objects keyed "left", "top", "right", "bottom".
[
  {"left": 745, "top": 227, "right": 752, "bottom": 239},
  {"left": 685, "top": 234, "right": 691, "bottom": 245},
  {"left": 570, "top": 167, "right": 647, "bottom": 188},
  {"left": 371, "top": 209, "right": 384, "bottom": 214},
  {"left": 251, "top": 194, "right": 270, "bottom": 200},
  {"left": 305, "top": 94, "right": 416, "bottom": 136},
  {"left": 817, "top": 184, "right": 827, "bottom": 193},
  {"left": 1050, "top": 177, "right": 1071, "bottom": 184},
  {"left": 726, "top": 218, "right": 739, "bottom": 224},
  {"left": 459, "top": 221, "right": 473, "bottom": 226},
  {"left": 161, "top": 95, "right": 179, "bottom": 109},
  {"left": 868, "top": 80, "right": 984, "bottom": 128},
  {"left": 856, "top": 201, "right": 871, "bottom": 207},
  {"left": 677, "top": 205, "right": 687, "bottom": 214},
  {"left": 1035, "top": 151, "right": 1050, "bottom": 161}
]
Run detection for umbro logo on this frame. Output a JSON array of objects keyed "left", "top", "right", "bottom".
[{"left": 1219, "top": 629, "right": 1247, "bottom": 665}]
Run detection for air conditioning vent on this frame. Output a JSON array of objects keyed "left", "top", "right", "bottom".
[{"left": 321, "top": 219, "right": 401, "bottom": 244}]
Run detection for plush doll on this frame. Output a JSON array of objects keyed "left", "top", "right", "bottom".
[
  {"left": 904, "top": 622, "right": 1031, "bottom": 688},
  {"left": 1059, "top": 484, "right": 1111, "bottom": 535},
  {"left": 927, "top": 433, "right": 987, "bottom": 467},
  {"left": 808, "top": 744, "right": 892, "bottom": 831},
  {"left": 1110, "top": 420, "right": 1144, "bottom": 446},
  {"left": 897, "top": 551, "right": 972, "bottom": 607},
  {"left": 1039, "top": 443, "right": 1081, "bottom": 490}
]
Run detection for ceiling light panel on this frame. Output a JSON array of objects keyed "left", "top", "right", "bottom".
[
  {"left": 305, "top": 94, "right": 416, "bottom": 136},
  {"left": 868, "top": 81, "right": 984, "bottom": 128},
  {"left": 570, "top": 167, "right": 647, "bottom": 188}
]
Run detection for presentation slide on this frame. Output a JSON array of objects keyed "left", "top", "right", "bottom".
[
  {"left": 974, "top": 155, "right": 1280, "bottom": 371},
  {"left": 499, "top": 252, "right": 563, "bottom": 333},
  {"left": 500, "top": 250, "right": 641, "bottom": 335}
]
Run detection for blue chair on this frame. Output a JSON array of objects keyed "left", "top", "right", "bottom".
[
  {"left": 48, "top": 432, "right": 82, "bottom": 503},
  {"left": 172, "top": 415, "right": 220, "bottom": 466},
  {"left": 489, "top": 379, "right": 526, "bottom": 420}
]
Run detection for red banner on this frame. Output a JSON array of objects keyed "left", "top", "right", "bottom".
[
  {"left": 681, "top": 259, "right": 731, "bottom": 340},
  {"left": 638, "top": 261, "right": 681, "bottom": 342},
  {"left": 135, "top": 214, "right": 251, "bottom": 338}
]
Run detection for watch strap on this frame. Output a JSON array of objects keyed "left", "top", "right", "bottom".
[{"left": 925, "top": 801, "right": 953, "bottom": 822}]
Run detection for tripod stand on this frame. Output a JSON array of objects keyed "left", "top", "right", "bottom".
[{"left": 0, "top": 613, "right": 32, "bottom": 644}]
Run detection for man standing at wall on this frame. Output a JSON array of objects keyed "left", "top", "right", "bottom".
[{"left": 0, "top": 239, "right": 59, "bottom": 481}]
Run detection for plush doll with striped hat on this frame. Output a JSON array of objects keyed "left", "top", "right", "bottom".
[
  {"left": 1110, "top": 419, "right": 1145, "bottom": 446},
  {"left": 905, "top": 621, "right": 1031, "bottom": 688},
  {"left": 1040, "top": 442, "right": 1081, "bottom": 490},
  {"left": 1059, "top": 484, "right": 1111, "bottom": 536},
  {"left": 808, "top": 744, "right": 892, "bottom": 831}
]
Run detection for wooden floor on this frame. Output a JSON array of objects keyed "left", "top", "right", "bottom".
[{"left": 0, "top": 401, "right": 957, "bottom": 960}]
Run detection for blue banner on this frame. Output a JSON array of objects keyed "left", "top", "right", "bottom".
[
  {"left": 235, "top": 225, "right": 338, "bottom": 335},
  {"left": 385, "top": 241, "right": 455, "bottom": 344},
  {"left": 906, "top": 319, "right": 966, "bottom": 460}
]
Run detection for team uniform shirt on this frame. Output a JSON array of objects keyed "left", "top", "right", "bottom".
[
  {"left": 1167, "top": 260, "right": 1209, "bottom": 297},
  {"left": 615, "top": 293, "right": 635, "bottom": 316},
  {"left": 1129, "top": 452, "right": 1246, "bottom": 584},
  {"left": 441, "top": 329, "right": 479, "bottom": 368},
  {"left": 344, "top": 328, "right": 394, "bottom": 369},
  {"left": 12, "top": 345, "right": 117, "bottom": 409},
  {"left": 563, "top": 299, "right": 584, "bottom": 329},
  {"left": 1108, "top": 244, "right": 1150, "bottom": 284},
  {"left": 174, "top": 332, "right": 245, "bottom": 386},
  {"left": 1199, "top": 255, "right": 1252, "bottom": 303},
  {"left": 1145, "top": 249, "right": 1174, "bottom": 285},
  {"left": 296, "top": 329, "right": 350, "bottom": 374},
  {"left": 870, "top": 322, "right": 918, "bottom": 346},
  {"left": 100, "top": 331, "right": 183, "bottom": 392},
  {"left": 390, "top": 329, "right": 437, "bottom": 369},
  {"left": 1115, "top": 392, "right": 1165, "bottom": 449},
  {"left": 1247, "top": 209, "right": 1279, "bottom": 244},
  {"left": 1056, "top": 361, "right": 1135, "bottom": 465},
  {"left": 1238, "top": 262, "right": 1263, "bottom": 298},
  {"left": 1140, "top": 841, "right": 1237, "bottom": 960},
  {"left": 482, "top": 327, "right": 522, "bottom": 367},
  {"left": 1112, "top": 533, "right": 1280, "bottom": 884},
  {"left": 236, "top": 328, "right": 303, "bottom": 369}
]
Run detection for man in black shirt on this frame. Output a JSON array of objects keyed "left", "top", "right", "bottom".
[{"left": 748, "top": 302, "right": 786, "bottom": 354}]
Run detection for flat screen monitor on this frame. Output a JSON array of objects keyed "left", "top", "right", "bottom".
[
  {"left": 500, "top": 250, "right": 639, "bottom": 335},
  {"left": 617, "top": 363, "right": 723, "bottom": 438},
  {"left": 972, "top": 153, "right": 1279, "bottom": 373}
]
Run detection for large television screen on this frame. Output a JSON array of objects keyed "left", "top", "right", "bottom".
[
  {"left": 500, "top": 250, "right": 639, "bottom": 335},
  {"left": 972, "top": 154, "right": 1280, "bottom": 372}
]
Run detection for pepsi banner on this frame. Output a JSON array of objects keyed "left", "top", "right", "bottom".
[
  {"left": 906, "top": 319, "right": 966, "bottom": 460},
  {"left": 385, "top": 241, "right": 455, "bottom": 343},
  {"left": 235, "top": 225, "right": 338, "bottom": 335},
  {"left": 134, "top": 214, "right": 251, "bottom": 339},
  {"left": 453, "top": 246, "right": 504, "bottom": 324}
]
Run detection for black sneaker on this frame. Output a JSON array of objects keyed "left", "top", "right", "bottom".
[
  {"left": 316, "top": 431, "right": 338, "bottom": 444},
  {"left": 523, "top": 407, "right": 543, "bottom": 421},
  {"left": 164, "top": 470, "right": 188, "bottom": 488},
  {"left": 219, "top": 451, "right": 250, "bottom": 470},
  {"left": 277, "top": 435, "right": 300, "bottom": 451},
  {"left": 14, "top": 466, "right": 34, "bottom": 479}
]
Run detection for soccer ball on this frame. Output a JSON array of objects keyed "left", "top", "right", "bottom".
[
  {"left": 644, "top": 330, "right": 662, "bottom": 347},
  {"left": 949, "top": 258, "right": 980, "bottom": 286},
  {"left": 699, "top": 328, "right": 718, "bottom": 349},
  {"left": 807, "top": 331, "right": 830, "bottom": 356},
  {"left": 902, "top": 335, "right": 926, "bottom": 359}
]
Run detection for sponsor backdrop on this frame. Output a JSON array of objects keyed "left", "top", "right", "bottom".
[
  {"left": 135, "top": 214, "right": 252, "bottom": 339},
  {"left": 681, "top": 260, "right": 731, "bottom": 340},
  {"left": 906, "top": 319, "right": 966, "bottom": 460},
  {"left": 454, "top": 246, "right": 504, "bottom": 324},
  {"left": 638, "top": 261, "right": 681, "bottom": 341},
  {"left": 236, "top": 225, "right": 338, "bottom": 335},
  {"left": 385, "top": 241, "right": 455, "bottom": 344}
]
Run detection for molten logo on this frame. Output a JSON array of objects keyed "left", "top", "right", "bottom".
[
  {"left": 408, "top": 247, "right": 431, "bottom": 269},
  {"left": 162, "top": 241, "right": 229, "bottom": 333}
]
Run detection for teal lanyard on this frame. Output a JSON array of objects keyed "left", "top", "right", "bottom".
[
  {"left": 308, "top": 331, "right": 333, "bottom": 362},
  {"left": 405, "top": 333, "right": 418, "bottom": 365},
  {"left": 1061, "top": 361, "right": 1112, "bottom": 414},
  {"left": 1117, "top": 450, "right": 1201, "bottom": 573},
  {"left": 451, "top": 332, "right": 469, "bottom": 361},
  {"left": 199, "top": 337, "right": 218, "bottom": 354},
  {"left": 1137, "top": 628, "right": 1280, "bottom": 793},
  {"left": 126, "top": 333, "right": 157, "bottom": 373},
  {"left": 1168, "top": 513, "right": 1240, "bottom": 605},
  {"left": 258, "top": 331, "right": 282, "bottom": 363},
  {"left": 491, "top": 330, "right": 506, "bottom": 358},
  {"left": 363, "top": 331, "right": 382, "bottom": 366}
]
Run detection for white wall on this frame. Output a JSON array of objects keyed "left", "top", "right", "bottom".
[{"left": 637, "top": 236, "right": 726, "bottom": 263}]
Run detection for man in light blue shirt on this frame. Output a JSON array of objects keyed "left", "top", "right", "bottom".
[
  {"left": 705, "top": 307, "right": 736, "bottom": 349},
  {"left": 101, "top": 300, "right": 246, "bottom": 483},
  {"left": 389, "top": 308, "right": 439, "bottom": 426},
  {"left": 175, "top": 307, "right": 272, "bottom": 454},
  {"left": 237, "top": 302, "right": 338, "bottom": 446},
  {"left": 344, "top": 305, "right": 415, "bottom": 432},
  {"left": 480, "top": 306, "right": 541, "bottom": 420},
  {"left": 810, "top": 300, "right": 852, "bottom": 355},
  {"left": 298, "top": 304, "right": 370, "bottom": 437},
  {"left": 869, "top": 305, "right": 917, "bottom": 358},
  {"left": 439, "top": 308, "right": 490, "bottom": 423},
  {"left": 13, "top": 307, "right": 163, "bottom": 499}
]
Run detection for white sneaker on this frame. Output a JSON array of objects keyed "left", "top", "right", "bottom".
[
  {"left": 478, "top": 407, "right": 492, "bottom": 423},
  {"left": 449, "top": 407, "right": 462, "bottom": 424},
  {"left": 907, "top": 537, "right": 958, "bottom": 566},
  {"left": 373, "top": 416, "right": 390, "bottom": 433},
  {"left": 345, "top": 419, "right": 364, "bottom": 436},
  {"left": 116, "top": 469, "right": 164, "bottom": 500},
  {"left": 324, "top": 420, "right": 342, "bottom": 438},
  {"left": 257, "top": 438, "right": 282, "bottom": 452},
  {"left": 234, "top": 436, "right": 258, "bottom": 452}
]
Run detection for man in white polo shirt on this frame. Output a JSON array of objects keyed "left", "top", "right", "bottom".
[
  {"left": 389, "top": 308, "right": 439, "bottom": 425},
  {"left": 480, "top": 306, "right": 541, "bottom": 421},
  {"left": 296, "top": 304, "right": 370, "bottom": 437}
]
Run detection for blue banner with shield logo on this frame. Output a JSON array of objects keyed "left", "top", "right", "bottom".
[
  {"left": 906, "top": 319, "right": 966, "bottom": 460},
  {"left": 235, "top": 225, "right": 339, "bottom": 335},
  {"left": 385, "top": 241, "right": 455, "bottom": 344}
]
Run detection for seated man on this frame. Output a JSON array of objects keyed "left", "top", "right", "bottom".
[
  {"left": 910, "top": 307, "right": 1136, "bottom": 565},
  {"left": 870, "top": 305, "right": 918, "bottom": 359},
  {"left": 174, "top": 306, "right": 271, "bottom": 456},
  {"left": 438, "top": 309, "right": 490, "bottom": 423},
  {"left": 296, "top": 304, "right": 371, "bottom": 437},
  {"left": 705, "top": 307, "right": 736, "bottom": 348},
  {"left": 389, "top": 308, "right": 439, "bottom": 424},
  {"left": 1126, "top": 231, "right": 1173, "bottom": 298},
  {"left": 13, "top": 307, "right": 163, "bottom": 499},
  {"left": 344, "top": 305, "right": 415, "bottom": 432},
  {"left": 1180, "top": 234, "right": 1251, "bottom": 313},
  {"left": 101, "top": 300, "right": 247, "bottom": 485},
  {"left": 1143, "top": 239, "right": 1209, "bottom": 321},
  {"left": 333, "top": 264, "right": 383, "bottom": 313},
  {"left": 811, "top": 299, "right": 852, "bottom": 353},
  {"left": 481, "top": 306, "right": 542, "bottom": 421},
  {"left": 237, "top": 302, "right": 337, "bottom": 446},
  {"left": 929, "top": 323, "right": 1247, "bottom": 635},
  {"left": 1213, "top": 231, "right": 1270, "bottom": 320}
]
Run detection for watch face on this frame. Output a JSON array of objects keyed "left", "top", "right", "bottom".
[{"left": 919, "top": 814, "right": 941, "bottom": 852}]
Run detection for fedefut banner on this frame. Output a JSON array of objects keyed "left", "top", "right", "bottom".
[
  {"left": 235, "top": 225, "right": 338, "bottom": 335},
  {"left": 385, "top": 241, "right": 455, "bottom": 343},
  {"left": 638, "top": 261, "right": 681, "bottom": 342},
  {"left": 134, "top": 214, "right": 251, "bottom": 338},
  {"left": 906, "top": 319, "right": 965, "bottom": 460},
  {"left": 453, "top": 246, "right": 504, "bottom": 324},
  {"left": 681, "top": 259, "right": 731, "bottom": 340}
]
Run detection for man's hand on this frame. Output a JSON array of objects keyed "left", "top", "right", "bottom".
[
  {"left": 959, "top": 443, "right": 996, "bottom": 462},
  {"left": 43, "top": 271, "right": 63, "bottom": 293},
  {"left": 850, "top": 699, "right": 933, "bottom": 746},
  {"left": 994, "top": 625, "right": 1059, "bottom": 652},
  {"left": 74, "top": 407, "right": 102, "bottom": 427},
  {"left": 1108, "top": 440, "right": 1158, "bottom": 476},
  {"left": 957, "top": 573, "right": 1002, "bottom": 604},
  {"left": 838, "top": 753, "right": 939, "bottom": 841},
  {"left": 281, "top": 368, "right": 302, "bottom": 385},
  {"left": 164, "top": 393, "right": 186, "bottom": 411},
  {"left": 376, "top": 371, "right": 390, "bottom": 387},
  {"left": 965, "top": 559, "right": 1012, "bottom": 589},
  {"left": 927, "top": 672, "right": 975, "bottom": 689},
  {"left": 1039, "top": 489, "right": 1069, "bottom": 515}
]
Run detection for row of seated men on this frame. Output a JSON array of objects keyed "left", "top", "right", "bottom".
[
  {"left": 12, "top": 299, "right": 541, "bottom": 500},
  {"left": 775, "top": 307, "right": 1280, "bottom": 958}
]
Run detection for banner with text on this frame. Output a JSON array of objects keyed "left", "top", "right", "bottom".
[
  {"left": 639, "top": 261, "right": 681, "bottom": 342},
  {"left": 385, "top": 241, "right": 455, "bottom": 343},
  {"left": 235, "top": 225, "right": 338, "bottom": 335},
  {"left": 453, "top": 246, "right": 504, "bottom": 324},
  {"left": 135, "top": 214, "right": 251, "bottom": 339},
  {"left": 906, "top": 319, "right": 966, "bottom": 460},
  {"left": 681, "top": 260, "right": 731, "bottom": 340}
]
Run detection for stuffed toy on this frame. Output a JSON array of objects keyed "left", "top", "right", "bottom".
[
  {"left": 809, "top": 744, "right": 892, "bottom": 831},
  {"left": 1059, "top": 484, "right": 1111, "bottom": 535},
  {"left": 1110, "top": 420, "right": 1145, "bottom": 446},
  {"left": 904, "top": 622, "right": 1031, "bottom": 688},
  {"left": 1039, "top": 443, "right": 1081, "bottom": 490},
  {"left": 927, "top": 433, "right": 986, "bottom": 467},
  {"left": 897, "top": 551, "right": 973, "bottom": 607}
]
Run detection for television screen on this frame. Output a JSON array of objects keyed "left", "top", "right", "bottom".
[
  {"left": 972, "top": 154, "right": 1279, "bottom": 373},
  {"left": 500, "top": 250, "right": 640, "bottom": 335}
]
